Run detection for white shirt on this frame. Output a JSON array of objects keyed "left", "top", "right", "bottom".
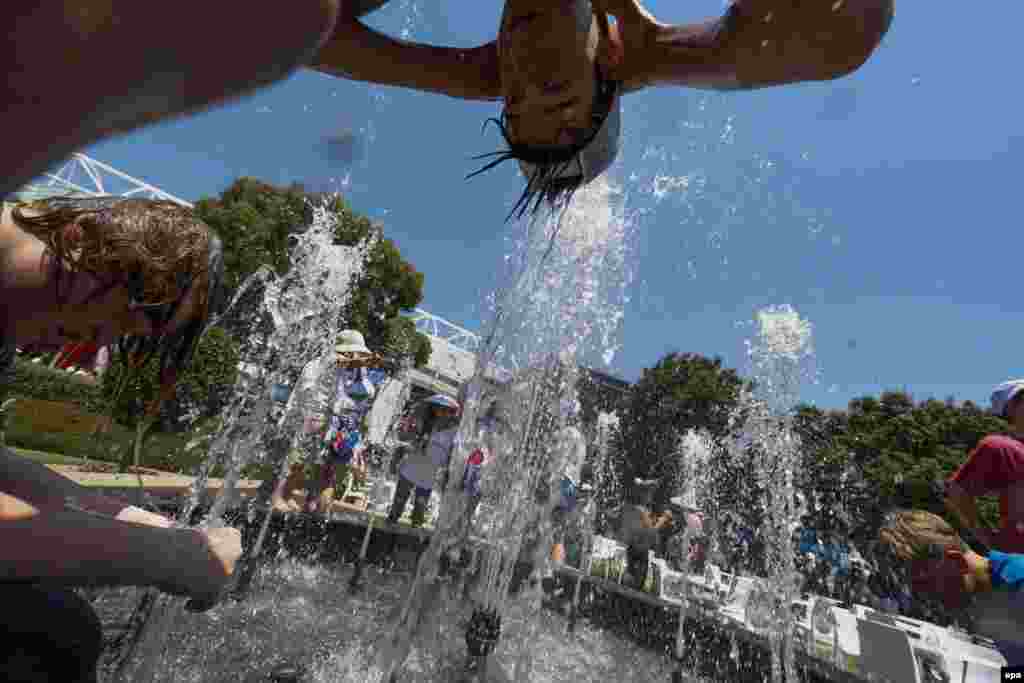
[
  {"left": 400, "top": 426, "right": 456, "bottom": 490},
  {"left": 556, "top": 425, "right": 587, "bottom": 483}
]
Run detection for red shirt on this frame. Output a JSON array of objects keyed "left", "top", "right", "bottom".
[{"left": 948, "top": 435, "right": 1024, "bottom": 552}]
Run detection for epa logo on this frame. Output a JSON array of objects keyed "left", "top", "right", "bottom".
[{"left": 1003, "top": 666, "right": 1024, "bottom": 681}]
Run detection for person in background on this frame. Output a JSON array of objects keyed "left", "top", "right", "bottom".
[
  {"left": 877, "top": 509, "right": 1024, "bottom": 667},
  {"left": 665, "top": 497, "right": 706, "bottom": 574},
  {"left": 0, "top": 196, "right": 240, "bottom": 682},
  {"left": 388, "top": 396, "right": 461, "bottom": 528},
  {"left": 945, "top": 379, "right": 1024, "bottom": 554},
  {"left": 619, "top": 477, "right": 673, "bottom": 590},
  {"left": 550, "top": 397, "right": 587, "bottom": 565},
  {"left": 282, "top": 329, "right": 384, "bottom": 514}
]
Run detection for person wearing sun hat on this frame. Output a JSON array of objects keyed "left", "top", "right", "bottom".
[
  {"left": 277, "top": 328, "right": 386, "bottom": 514},
  {"left": 945, "top": 379, "right": 1024, "bottom": 554},
  {"left": 315, "top": 0, "right": 892, "bottom": 221}
]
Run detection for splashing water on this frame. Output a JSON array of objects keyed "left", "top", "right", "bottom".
[
  {"left": 111, "top": 200, "right": 373, "bottom": 683},
  {"left": 723, "top": 305, "right": 816, "bottom": 683},
  {"left": 375, "top": 176, "right": 636, "bottom": 682}
]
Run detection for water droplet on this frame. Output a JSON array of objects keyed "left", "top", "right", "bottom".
[{"left": 911, "top": 76, "right": 922, "bottom": 86}]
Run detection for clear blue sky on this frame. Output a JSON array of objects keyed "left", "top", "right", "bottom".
[{"left": 71, "top": 0, "right": 1023, "bottom": 411}]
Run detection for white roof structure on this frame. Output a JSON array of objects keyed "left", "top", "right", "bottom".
[
  {"left": 10, "top": 153, "right": 192, "bottom": 207},
  {"left": 403, "top": 308, "right": 512, "bottom": 395}
]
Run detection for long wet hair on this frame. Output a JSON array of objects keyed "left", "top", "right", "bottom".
[
  {"left": 467, "top": 12, "right": 619, "bottom": 222},
  {"left": 12, "top": 196, "right": 224, "bottom": 413}
]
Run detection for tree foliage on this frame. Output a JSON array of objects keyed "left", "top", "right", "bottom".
[
  {"left": 194, "top": 179, "right": 431, "bottom": 369},
  {"left": 99, "top": 326, "right": 239, "bottom": 430},
  {"left": 792, "top": 390, "right": 1006, "bottom": 549},
  {"left": 609, "top": 352, "right": 748, "bottom": 508}
]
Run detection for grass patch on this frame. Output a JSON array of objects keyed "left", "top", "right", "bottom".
[
  {"left": 4, "top": 398, "right": 226, "bottom": 476},
  {"left": 9, "top": 446, "right": 92, "bottom": 467}
]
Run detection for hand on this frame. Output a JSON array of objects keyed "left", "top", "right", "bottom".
[
  {"left": 159, "top": 526, "right": 242, "bottom": 604},
  {"left": 116, "top": 505, "right": 173, "bottom": 529}
]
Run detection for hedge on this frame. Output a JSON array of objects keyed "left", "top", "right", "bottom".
[{"left": 5, "top": 357, "right": 102, "bottom": 406}]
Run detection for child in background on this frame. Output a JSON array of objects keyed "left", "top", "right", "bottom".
[
  {"left": 388, "top": 396, "right": 460, "bottom": 528},
  {"left": 876, "top": 509, "right": 1024, "bottom": 666}
]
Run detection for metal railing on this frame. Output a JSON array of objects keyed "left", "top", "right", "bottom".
[{"left": 13, "top": 153, "right": 192, "bottom": 208}]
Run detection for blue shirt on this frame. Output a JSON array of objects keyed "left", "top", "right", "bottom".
[
  {"left": 971, "top": 551, "right": 1024, "bottom": 666},
  {"left": 988, "top": 550, "right": 1024, "bottom": 591}
]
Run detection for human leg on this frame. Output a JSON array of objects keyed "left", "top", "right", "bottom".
[
  {"left": 2, "top": 0, "right": 340, "bottom": 197},
  {"left": 0, "top": 586, "right": 103, "bottom": 683},
  {"left": 626, "top": 546, "right": 649, "bottom": 590},
  {"left": 388, "top": 475, "right": 415, "bottom": 524},
  {"left": 410, "top": 487, "right": 432, "bottom": 528}
]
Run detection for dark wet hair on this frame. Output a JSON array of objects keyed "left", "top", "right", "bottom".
[{"left": 467, "top": 65, "right": 618, "bottom": 222}]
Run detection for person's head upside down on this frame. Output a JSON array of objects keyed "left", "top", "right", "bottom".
[{"left": 468, "top": 0, "right": 623, "bottom": 221}]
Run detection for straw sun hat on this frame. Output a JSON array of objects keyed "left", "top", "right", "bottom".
[{"left": 335, "top": 329, "right": 380, "bottom": 365}]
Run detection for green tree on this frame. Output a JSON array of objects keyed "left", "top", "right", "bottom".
[
  {"left": 791, "top": 391, "right": 1006, "bottom": 550},
  {"left": 98, "top": 327, "right": 239, "bottom": 431},
  {"left": 193, "top": 178, "right": 309, "bottom": 297},
  {"left": 610, "top": 352, "right": 748, "bottom": 507},
  {"left": 326, "top": 194, "right": 430, "bottom": 367},
  {"left": 195, "top": 179, "right": 431, "bottom": 369}
]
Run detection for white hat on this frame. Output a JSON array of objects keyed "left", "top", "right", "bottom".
[
  {"left": 335, "top": 329, "right": 374, "bottom": 357},
  {"left": 991, "top": 379, "right": 1024, "bottom": 417}
]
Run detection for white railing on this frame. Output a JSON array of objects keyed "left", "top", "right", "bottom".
[
  {"left": 16, "top": 153, "right": 192, "bottom": 208},
  {"left": 405, "top": 308, "right": 481, "bottom": 355}
]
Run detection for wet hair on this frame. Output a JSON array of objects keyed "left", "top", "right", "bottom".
[
  {"left": 12, "top": 196, "right": 224, "bottom": 409},
  {"left": 467, "top": 64, "right": 618, "bottom": 222},
  {"left": 877, "top": 510, "right": 969, "bottom": 565}
]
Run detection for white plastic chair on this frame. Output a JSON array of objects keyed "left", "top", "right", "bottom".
[{"left": 857, "top": 618, "right": 919, "bottom": 683}]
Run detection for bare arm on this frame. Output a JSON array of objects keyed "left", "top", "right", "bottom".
[
  {"left": 601, "top": 0, "right": 894, "bottom": 93},
  {"left": 0, "top": 492, "right": 233, "bottom": 600},
  {"left": 944, "top": 482, "right": 993, "bottom": 545},
  {"left": 312, "top": 14, "right": 501, "bottom": 101},
  {"left": 0, "top": 446, "right": 125, "bottom": 516}
]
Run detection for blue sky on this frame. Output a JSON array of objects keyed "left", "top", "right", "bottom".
[{"left": 72, "top": 0, "right": 1022, "bottom": 411}]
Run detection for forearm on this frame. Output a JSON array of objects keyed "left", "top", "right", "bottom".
[
  {"left": 0, "top": 502, "right": 190, "bottom": 588},
  {"left": 637, "top": 0, "right": 894, "bottom": 91},
  {"left": 311, "top": 17, "right": 500, "bottom": 101},
  {"left": 0, "top": 447, "right": 124, "bottom": 516},
  {"left": 945, "top": 491, "right": 982, "bottom": 530}
]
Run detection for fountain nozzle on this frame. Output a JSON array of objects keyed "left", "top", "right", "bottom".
[{"left": 465, "top": 607, "right": 502, "bottom": 658}]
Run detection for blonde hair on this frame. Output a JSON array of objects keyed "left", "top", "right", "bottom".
[
  {"left": 12, "top": 197, "right": 212, "bottom": 311},
  {"left": 878, "top": 509, "right": 969, "bottom": 562}
]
